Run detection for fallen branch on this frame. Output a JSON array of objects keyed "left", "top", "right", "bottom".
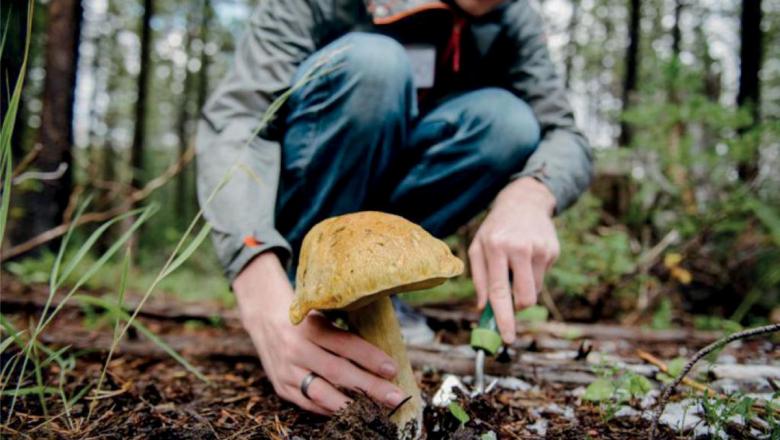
[
  {"left": 1, "top": 277, "right": 240, "bottom": 324},
  {"left": 420, "top": 307, "right": 722, "bottom": 344},
  {"left": 650, "top": 323, "right": 780, "bottom": 439},
  {"left": 1, "top": 145, "right": 195, "bottom": 261}
]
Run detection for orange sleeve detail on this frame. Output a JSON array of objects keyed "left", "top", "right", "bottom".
[{"left": 243, "top": 236, "right": 263, "bottom": 248}]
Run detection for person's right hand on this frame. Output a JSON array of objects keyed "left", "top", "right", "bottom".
[{"left": 233, "top": 251, "right": 407, "bottom": 415}]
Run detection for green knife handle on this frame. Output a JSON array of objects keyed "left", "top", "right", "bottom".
[
  {"left": 478, "top": 302, "right": 498, "bottom": 331},
  {"left": 470, "top": 303, "right": 502, "bottom": 356}
]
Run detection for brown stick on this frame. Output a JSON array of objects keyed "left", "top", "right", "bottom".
[
  {"left": 420, "top": 307, "right": 722, "bottom": 344},
  {"left": 636, "top": 349, "right": 719, "bottom": 396},
  {"left": 1, "top": 145, "right": 195, "bottom": 261}
]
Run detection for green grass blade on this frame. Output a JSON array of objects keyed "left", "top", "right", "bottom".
[
  {"left": 56, "top": 203, "right": 140, "bottom": 290},
  {"left": 7, "top": 204, "right": 157, "bottom": 418},
  {"left": 160, "top": 223, "right": 212, "bottom": 279},
  {"left": 0, "top": 386, "right": 59, "bottom": 397},
  {"left": 38, "top": 203, "right": 158, "bottom": 332},
  {"left": 0, "top": 151, "right": 13, "bottom": 241},
  {"left": 40, "top": 345, "right": 70, "bottom": 369},
  {"left": 0, "top": 331, "right": 23, "bottom": 354},
  {"left": 50, "top": 195, "right": 94, "bottom": 292}
]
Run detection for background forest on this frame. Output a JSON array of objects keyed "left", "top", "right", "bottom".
[{"left": 2, "top": 0, "right": 779, "bottom": 329}]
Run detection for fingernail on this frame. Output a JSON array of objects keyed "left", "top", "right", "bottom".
[
  {"left": 503, "top": 332, "right": 515, "bottom": 344},
  {"left": 380, "top": 362, "right": 397, "bottom": 378},
  {"left": 385, "top": 391, "right": 404, "bottom": 407}
]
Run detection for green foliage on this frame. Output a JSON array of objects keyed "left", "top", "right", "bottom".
[
  {"left": 697, "top": 393, "right": 759, "bottom": 439},
  {"left": 583, "top": 378, "right": 615, "bottom": 402},
  {"left": 4, "top": 246, "right": 233, "bottom": 305},
  {"left": 585, "top": 363, "right": 655, "bottom": 422},
  {"left": 515, "top": 305, "right": 549, "bottom": 323},
  {"left": 693, "top": 316, "right": 743, "bottom": 334},
  {"left": 657, "top": 357, "right": 687, "bottom": 384},
  {"left": 651, "top": 298, "right": 674, "bottom": 330},
  {"left": 448, "top": 402, "right": 470, "bottom": 424},
  {"left": 550, "top": 194, "right": 639, "bottom": 297},
  {"left": 399, "top": 277, "right": 475, "bottom": 305}
]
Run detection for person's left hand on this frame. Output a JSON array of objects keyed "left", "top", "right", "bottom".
[{"left": 468, "top": 177, "right": 559, "bottom": 344}]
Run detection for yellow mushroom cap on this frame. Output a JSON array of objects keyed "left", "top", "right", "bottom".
[{"left": 289, "top": 211, "right": 464, "bottom": 324}]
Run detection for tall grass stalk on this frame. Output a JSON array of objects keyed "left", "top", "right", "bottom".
[
  {"left": 1, "top": 7, "right": 339, "bottom": 429},
  {"left": 88, "top": 54, "right": 336, "bottom": 418}
]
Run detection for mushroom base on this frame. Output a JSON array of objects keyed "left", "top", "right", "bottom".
[{"left": 346, "top": 295, "right": 423, "bottom": 439}]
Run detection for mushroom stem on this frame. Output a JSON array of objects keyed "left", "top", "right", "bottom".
[{"left": 346, "top": 295, "right": 423, "bottom": 438}]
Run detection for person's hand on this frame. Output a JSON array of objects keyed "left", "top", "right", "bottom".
[
  {"left": 468, "top": 177, "right": 559, "bottom": 343},
  {"left": 233, "top": 252, "right": 407, "bottom": 415}
]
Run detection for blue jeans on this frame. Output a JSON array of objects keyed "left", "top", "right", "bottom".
[{"left": 277, "top": 32, "right": 541, "bottom": 275}]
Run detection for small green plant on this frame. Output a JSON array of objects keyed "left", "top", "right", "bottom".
[
  {"left": 697, "top": 392, "right": 755, "bottom": 439},
  {"left": 448, "top": 402, "right": 470, "bottom": 425},
  {"left": 693, "top": 315, "right": 743, "bottom": 333},
  {"left": 651, "top": 297, "right": 674, "bottom": 330},
  {"left": 515, "top": 305, "right": 549, "bottom": 323},
  {"left": 584, "top": 363, "right": 654, "bottom": 422}
]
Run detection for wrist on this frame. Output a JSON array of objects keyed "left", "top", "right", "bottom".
[
  {"left": 497, "top": 177, "right": 556, "bottom": 216},
  {"left": 233, "top": 251, "right": 292, "bottom": 319}
]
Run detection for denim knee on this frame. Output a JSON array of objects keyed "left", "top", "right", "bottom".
[
  {"left": 465, "top": 88, "right": 541, "bottom": 174},
  {"left": 333, "top": 32, "right": 413, "bottom": 113}
]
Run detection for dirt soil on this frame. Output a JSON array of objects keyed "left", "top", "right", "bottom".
[
  {"left": 1, "top": 278, "right": 775, "bottom": 439},
  {"left": 1, "top": 351, "right": 680, "bottom": 439}
]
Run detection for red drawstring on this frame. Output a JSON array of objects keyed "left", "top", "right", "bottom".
[{"left": 442, "top": 16, "right": 465, "bottom": 73}]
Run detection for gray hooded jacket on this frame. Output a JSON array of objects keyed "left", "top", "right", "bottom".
[{"left": 196, "top": 0, "right": 594, "bottom": 282}]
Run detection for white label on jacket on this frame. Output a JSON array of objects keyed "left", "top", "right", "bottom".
[{"left": 404, "top": 44, "right": 435, "bottom": 89}]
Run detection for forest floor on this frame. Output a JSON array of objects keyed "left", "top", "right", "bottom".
[{"left": 1, "top": 276, "right": 778, "bottom": 439}]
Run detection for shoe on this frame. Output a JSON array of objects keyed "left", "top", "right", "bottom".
[{"left": 391, "top": 296, "right": 435, "bottom": 345}]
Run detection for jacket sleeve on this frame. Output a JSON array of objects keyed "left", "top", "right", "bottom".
[
  {"left": 195, "top": 0, "right": 318, "bottom": 282},
  {"left": 504, "top": 1, "right": 594, "bottom": 213}
]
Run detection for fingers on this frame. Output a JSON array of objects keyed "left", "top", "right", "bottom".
[
  {"left": 290, "top": 366, "right": 350, "bottom": 415},
  {"left": 307, "top": 315, "right": 399, "bottom": 380},
  {"left": 531, "top": 254, "right": 546, "bottom": 296},
  {"left": 509, "top": 252, "right": 537, "bottom": 309},
  {"left": 468, "top": 242, "right": 489, "bottom": 309},
  {"left": 305, "top": 340, "right": 406, "bottom": 409},
  {"left": 485, "top": 251, "right": 516, "bottom": 343}
]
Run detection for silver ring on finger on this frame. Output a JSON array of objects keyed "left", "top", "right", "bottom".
[{"left": 300, "top": 372, "right": 320, "bottom": 400}]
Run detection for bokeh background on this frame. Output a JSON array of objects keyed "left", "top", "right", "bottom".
[{"left": 2, "top": 0, "right": 779, "bottom": 329}]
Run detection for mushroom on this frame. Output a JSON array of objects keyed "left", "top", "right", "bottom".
[{"left": 289, "top": 211, "right": 463, "bottom": 436}]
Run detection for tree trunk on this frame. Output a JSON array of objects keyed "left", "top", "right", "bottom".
[
  {"left": 131, "top": 0, "right": 153, "bottom": 191},
  {"left": 195, "top": 0, "right": 212, "bottom": 113},
  {"left": 175, "top": 4, "right": 197, "bottom": 221},
  {"left": 23, "top": 0, "right": 82, "bottom": 246},
  {"left": 0, "top": 0, "right": 28, "bottom": 160},
  {"left": 191, "top": 0, "right": 212, "bottom": 212},
  {"left": 736, "top": 0, "right": 762, "bottom": 181},
  {"left": 666, "top": 0, "right": 694, "bottom": 211},
  {"left": 618, "top": 0, "right": 640, "bottom": 147},
  {"left": 563, "top": 0, "right": 580, "bottom": 90}
]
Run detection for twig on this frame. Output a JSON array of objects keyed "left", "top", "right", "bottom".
[
  {"left": 636, "top": 349, "right": 720, "bottom": 397},
  {"left": 635, "top": 230, "right": 680, "bottom": 273},
  {"left": 12, "top": 163, "right": 68, "bottom": 185},
  {"left": 540, "top": 287, "right": 564, "bottom": 321},
  {"left": 11, "top": 145, "right": 43, "bottom": 179},
  {"left": 0, "top": 145, "right": 195, "bottom": 261},
  {"left": 650, "top": 323, "right": 780, "bottom": 439},
  {"left": 0, "top": 145, "right": 42, "bottom": 192}
]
